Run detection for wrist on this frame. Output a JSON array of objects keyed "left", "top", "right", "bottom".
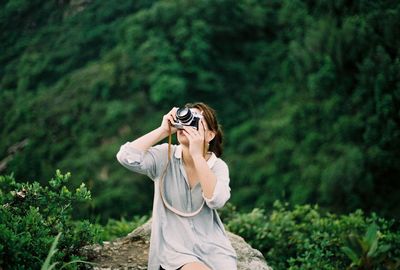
[
  {"left": 156, "top": 127, "right": 170, "bottom": 139},
  {"left": 192, "top": 154, "right": 206, "bottom": 163}
]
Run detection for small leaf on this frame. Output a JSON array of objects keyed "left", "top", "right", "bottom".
[
  {"left": 367, "top": 236, "right": 378, "bottom": 257},
  {"left": 341, "top": 246, "right": 360, "bottom": 264},
  {"left": 47, "top": 262, "right": 59, "bottom": 270},
  {"left": 365, "top": 223, "right": 378, "bottom": 247},
  {"left": 41, "top": 232, "right": 62, "bottom": 270},
  {"left": 346, "top": 234, "right": 363, "bottom": 256},
  {"left": 377, "top": 244, "right": 391, "bottom": 254}
]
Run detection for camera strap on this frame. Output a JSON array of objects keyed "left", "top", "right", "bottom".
[{"left": 159, "top": 125, "right": 205, "bottom": 217}]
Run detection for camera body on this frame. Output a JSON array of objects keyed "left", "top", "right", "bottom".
[{"left": 173, "top": 107, "right": 203, "bottom": 130}]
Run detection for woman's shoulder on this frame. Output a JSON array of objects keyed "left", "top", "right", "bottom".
[{"left": 212, "top": 155, "right": 229, "bottom": 171}]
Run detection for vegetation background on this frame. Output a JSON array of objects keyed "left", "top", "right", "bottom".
[{"left": 1, "top": 0, "right": 400, "bottom": 269}]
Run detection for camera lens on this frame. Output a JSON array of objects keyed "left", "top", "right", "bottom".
[{"left": 176, "top": 107, "right": 193, "bottom": 124}]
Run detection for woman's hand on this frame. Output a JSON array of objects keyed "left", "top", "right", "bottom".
[
  {"left": 160, "top": 107, "right": 178, "bottom": 134},
  {"left": 182, "top": 120, "right": 206, "bottom": 158}
]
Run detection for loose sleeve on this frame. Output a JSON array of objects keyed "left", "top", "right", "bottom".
[
  {"left": 116, "top": 142, "right": 169, "bottom": 180},
  {"left": 202, "top": 159, "right": 231, "bottom": 209}
]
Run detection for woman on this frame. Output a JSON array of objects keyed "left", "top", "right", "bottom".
[{"left": 116, "top": 102, "right": 237, "bottom": 270}]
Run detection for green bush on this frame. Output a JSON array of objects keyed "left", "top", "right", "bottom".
[
  {"left": 224, "top": 201, "right": 400, "bottom": 270},
  {"left": 0, "top": 170, "right": 102, "bottom": 269},
  {"left": 41, "top": 232, "right": 95, "bottom": 270},
  {"left": 1, "top": 0, "right": 400, "bottom": 222},
  {"left": 341, "top": 223, "right": 395, "bottom": 270},
  {"left": 98, "top": 215, "right": 149, "bottom": 241}
]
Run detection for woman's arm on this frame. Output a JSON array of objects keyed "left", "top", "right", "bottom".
[
  {"left": 127, "top": 127, "right": 169, "bottom": 151},
  {"left": 127, "top": 107, "right": 178, "bottom": 151},
  {"left": 192, "top": 155, "right": 217, "bottom": 199},
  {"left": 182, "top": 121, "right": 217, "bottom": 199},
  {"left": 116, "top": 107, "right": 178, "bottom": 179},
  {"left": 182, "top": 121, "right": 231, "bottom": 209},
  {"left": 191, "top": 151, "right": 231, "bottom": 209}
]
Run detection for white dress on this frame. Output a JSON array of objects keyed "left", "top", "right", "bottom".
[{"left": 116, "top": 143, "right": 237, "bottom": 270}]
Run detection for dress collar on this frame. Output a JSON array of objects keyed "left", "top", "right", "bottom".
[{"left": 174, "top": 145, "right": 217, "bottom": 168}]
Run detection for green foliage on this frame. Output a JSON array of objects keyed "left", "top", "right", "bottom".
[
  {"left": 341, "top": 223, "right": 399, "bottom": 270},
  {"left": 1, "top": 0, "right": 400, "bottom": 222},
  {"left": 0, "top": 170, "right": 102, "bottom": 269},
  {"left": 98, "top": 215, "right": 149, "bottom": 241},
  {"left": 41, "top": 233, "right": 63, "bottom": 270},
  {"left": 41, "top": 232, "right": 95, "bottom": 270},
  {"left": 224, "top": 202, "right": 400, "bottom": 270}
]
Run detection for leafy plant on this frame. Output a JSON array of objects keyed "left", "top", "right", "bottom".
[
  {"left": 99, "top": 215, "right": 149, "bottom": 241},
  {"left": 341, "top": 223, "right": 398, "bottom": 270},
  {"left": 41, "top": 232, "right": 96, "bottom": 270},
  {"left": 224, "top": 201, "right": 400, "bottom": 270},
  {"left": 1, "top": 0, "right": 400, "bottom": 223},
  {"left": 0, "top": 170, "right": 102, "bottom": 269}
]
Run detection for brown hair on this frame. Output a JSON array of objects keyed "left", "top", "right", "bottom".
[{"left": 185, "top": 102, "right": 224, "bottom": 157}]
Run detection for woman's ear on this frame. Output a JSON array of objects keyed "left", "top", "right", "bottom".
[{"left": 206, "top": 130, "right": 216, "bottom": 143}]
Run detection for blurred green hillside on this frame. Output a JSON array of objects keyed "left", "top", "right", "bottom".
[{"left": 1, "top": 0, "right": 399, "bottom": 223}]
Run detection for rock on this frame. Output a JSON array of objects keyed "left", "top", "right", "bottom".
[{"left": 81, "top": 220, "right": 272, "bottom": 270}]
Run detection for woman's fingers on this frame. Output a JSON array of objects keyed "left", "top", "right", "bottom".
[
  {"left": 161, "top": 107, "right": 179, "bottom": 133},
  {"left": 165, "top": 107, "right": 177, "bottom": 121},
  {"left": 183, "top": 126, "right": 204, "bottom": 142},
  {"left": 183, "top": 127, "right": 198, "bottom": 140},
  {"left": 169, "top": 107, "right": 178, "bottom": 119},
  {"left": 182, "top": 126, "right": 195, "bottom": 137},
  {"left": 167, "top": 114, "right": 175, "bottom": 124},
  {"left": 183, "top": 126, "right": 206, "bottom": 157}
]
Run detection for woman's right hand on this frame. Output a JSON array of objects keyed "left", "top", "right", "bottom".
[{"left": 160, "top": 107, "right": 178, "bottom": 134}]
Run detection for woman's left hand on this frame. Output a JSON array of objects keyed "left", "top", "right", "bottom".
[{"left": 182, "top": 120, "right": 206, "bottom": 158}]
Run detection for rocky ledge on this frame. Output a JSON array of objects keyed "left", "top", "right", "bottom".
[{"left": 81, "top": 220, "right": 272, "bottom": 270}]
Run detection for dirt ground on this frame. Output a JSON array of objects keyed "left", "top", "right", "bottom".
[{"left": 83, "top": 235, "right": 150, "bottom": 269}]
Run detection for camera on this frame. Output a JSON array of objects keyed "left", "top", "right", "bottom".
[{"left": 173, "top": 107, "right": 203, "bottom": 130}]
